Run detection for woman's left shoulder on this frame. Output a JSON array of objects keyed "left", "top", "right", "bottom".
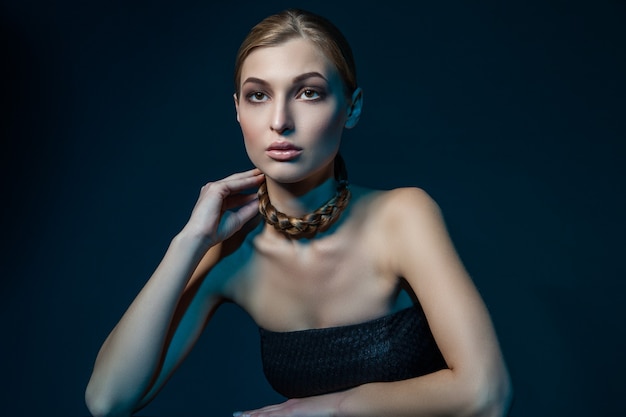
[
  {"left": 348, "top": 186, "right": 445, "bottom": 263},
  {"left": 351, "top": 185, "right": 441, "bottom": 224}
]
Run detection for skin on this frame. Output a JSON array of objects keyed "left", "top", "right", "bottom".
[
  {"left": 85, "top": 38, "right": 511, "bottom": 417},
  {"left": 235, "top": 38, "right": 361, "bottom": 215}
]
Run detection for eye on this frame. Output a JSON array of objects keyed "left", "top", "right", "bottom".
[
  {"left": 247, "top": 91, "right": 269, "bottom": 103},
  {"left": 298, "top": 88, "right": 322, "bottom": 101}
]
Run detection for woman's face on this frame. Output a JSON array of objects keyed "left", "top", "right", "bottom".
[{"left": 235, "top": 38, "right": 355, "bottom": 186}]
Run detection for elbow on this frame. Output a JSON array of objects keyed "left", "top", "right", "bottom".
[
  {"left": 466, "top": 368, "right": 514, "bottom": 417},
  {"left": 85, "top": 385, "right": 115, "bottom": 417},
  {"left": 85, "top": 380, "right": 133, "bottom": 417}
]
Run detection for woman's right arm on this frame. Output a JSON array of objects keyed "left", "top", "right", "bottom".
[{"left": 84, "top": 168, "right": 265, "bottom": 417}]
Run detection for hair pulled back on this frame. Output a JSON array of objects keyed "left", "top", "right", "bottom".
[{"left": 233, "top": 8, "right": 357, "bottom": 98}]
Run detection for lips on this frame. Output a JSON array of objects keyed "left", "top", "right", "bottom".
[{"left": 266, "top": 141, "right": 303, "bottom": 161}]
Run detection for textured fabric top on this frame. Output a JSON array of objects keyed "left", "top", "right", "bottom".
[{"left": 258, "top": 304, "right": 448, "bottom": 398}]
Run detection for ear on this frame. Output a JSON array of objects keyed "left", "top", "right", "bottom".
[
  {"left": 233, "top": 93, "right": 240, "bottom": 123},
  {"left": 344, "top": 87, "right": 363, "bottom": 129}
]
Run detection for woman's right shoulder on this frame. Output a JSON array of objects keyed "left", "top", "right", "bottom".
[{"left": 186, "top": 216, "right": 263, "bottom": 297}]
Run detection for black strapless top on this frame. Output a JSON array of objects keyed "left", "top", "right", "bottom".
[{"left": 258, "top": 304, "right": 448, "bottom": 398}]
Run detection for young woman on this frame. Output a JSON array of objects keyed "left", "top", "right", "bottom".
[{"left": 86, "top": 8, "right": 512, "bottom": 417}]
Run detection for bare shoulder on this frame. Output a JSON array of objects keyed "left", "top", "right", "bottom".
[
  {"left": 350, "top": 185, "right": 442, "bottom": 229},
  {"left": 185, "top": 216, "right": 263, "bottom": 297},
  {"left": 380, "top": 186, "right": 439, "bottom": 212},
  {"left": 347, "top": 185, "right": 445, "bottom": 257},
  {"left": 349, "top": 185, "right": 453, "bottom": 279}
]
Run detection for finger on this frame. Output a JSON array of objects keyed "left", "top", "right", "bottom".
[
  {"left": 216, "top": 173, "right": 264, "bottom": 196},
  {"left": 217, "top": 198, "right": 260, "bottom": 240},
  {"left": 237, "top": 401, "right": 287, "bottom": 415},
  {"left": 222, "top": 192, "right": 258, "bottom": 212},
  {"left": 220, "top": 167, "right": 263, "bottom": 182},
  {"left": 199, "top": 168, "right": 261, "bottom": 192},
  {"left": 199, "top": 174, "right": 263, "bottom": 203}
]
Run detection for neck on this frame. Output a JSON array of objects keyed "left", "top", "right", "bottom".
[
  {"left": 264, "top": 172, "right": 337, "bottom": 218},
  {"left": 257, "top": 159, "right": 351, "bottom": 240}
]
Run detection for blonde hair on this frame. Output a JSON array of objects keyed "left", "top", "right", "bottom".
[{"left": 233, "top": 8, "right": 357, "bottom": 98}]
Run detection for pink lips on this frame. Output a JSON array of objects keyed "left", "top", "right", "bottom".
[{"left": 265, "top": 141, "right": 303, "bottom": 161}]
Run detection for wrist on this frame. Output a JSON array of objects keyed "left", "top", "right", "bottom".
[
  {"left": 173, "top": 227, "right": 215, "bottom": 254},
  {"left": 335, "top": 384, "right": 369, "bottom": 417}
]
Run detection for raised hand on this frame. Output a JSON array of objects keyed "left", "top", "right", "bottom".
[{"left": 182, "top": 168, "right": 265, "bottom": 248}]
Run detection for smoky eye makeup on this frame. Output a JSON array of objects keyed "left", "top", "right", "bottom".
[
  {"left": 296, "top": 86, "right": 327, "bottom": 101},
  {"left": 245, "top": 90, "right": 269, "bottom": 103},
  {"left": 240, "top": 83, "right": 270, "bottom": 103},
  {"left": 242, "top": 84, "right": 329, "bottom": 104},
  {"left": 239, "top": 73, "right": 332, "bottom": 104}
]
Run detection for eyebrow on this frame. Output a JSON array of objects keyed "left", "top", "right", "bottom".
[{"left": 242, "top": 71, "right": 329, "bottom": 87}]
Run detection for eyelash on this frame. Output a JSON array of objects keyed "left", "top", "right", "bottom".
[
  {"left": 245, "top": 87, "right": 325, "bottom": 103},
  {"left": 299, "top": 88, "right": 323, "bottom": 100},
  {"left": 246, "top": 91, "right": 269, "bottom": 103}
]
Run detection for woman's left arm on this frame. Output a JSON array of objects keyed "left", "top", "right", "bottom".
[
  {"left": 337, "top": 187, "right": 513, "bottom": 417},
  {"left": 239, "top": 188, "right": 512, "bottom": 417}
]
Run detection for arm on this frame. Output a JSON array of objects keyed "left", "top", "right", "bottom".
[
  {"left": 85, "top": 169, "right": 264, "bottom": 417},
  {"left": 340, "top": 187, "right": 512, "bottom": 417},
  {"left": 240, "top": 188, "right": 512, "bottom": 417}
]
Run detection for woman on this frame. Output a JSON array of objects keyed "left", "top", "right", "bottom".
[{"left": 86, "top": 8, "right": 512, "bottom": 417}]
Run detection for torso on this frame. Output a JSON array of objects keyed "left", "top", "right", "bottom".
[{"left": 217, "top": 186, "right": 415, "bottom": 332}]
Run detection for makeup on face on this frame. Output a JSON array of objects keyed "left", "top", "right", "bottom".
[{"left": 235, "top": 38, "right": 349, "bottom": 186}]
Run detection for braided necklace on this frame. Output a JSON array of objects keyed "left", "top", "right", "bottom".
[{"left": 257, "top": 155, "right": 351, "bottom": 238}]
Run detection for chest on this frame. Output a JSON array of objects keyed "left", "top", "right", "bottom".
[{"left": 234, "top": 230, "right": 399, "bottom": 331}]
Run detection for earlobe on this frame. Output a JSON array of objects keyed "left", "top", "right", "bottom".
[
  {"left": 345, "top": 87, "right": 363, "bottom": 129},
  {"left": 233, "top": 93, "right": 240, "bottom": 123}
]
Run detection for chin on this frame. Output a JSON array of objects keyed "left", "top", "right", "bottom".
[
  {"left": 251, "top": 153, "right": 335, "bottom": 184},
  {"left": 263, "top": 169, "right": 309, "bottom": 185}
]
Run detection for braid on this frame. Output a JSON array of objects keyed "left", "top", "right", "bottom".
[{"left": 258, "top": 155, "right": 351, "bottom": 238}]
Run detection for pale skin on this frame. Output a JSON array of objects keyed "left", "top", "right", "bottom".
[{"left": 85, "top": 38, "right": 512, "bottom": 417}]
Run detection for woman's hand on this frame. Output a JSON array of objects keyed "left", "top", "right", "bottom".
[
  {"left": 234, "top": 392, "right": 345, "bottom": 417},
  {"left": 182, "top": 168, "right": 264, "bottom": 248}
]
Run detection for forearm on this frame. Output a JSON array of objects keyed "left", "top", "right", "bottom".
[
  {"left": 338, "top": 367, "right": 512, "bottom": 417},
  {"left": 85, "top": 231, "right": 210, "bottom": 416}
]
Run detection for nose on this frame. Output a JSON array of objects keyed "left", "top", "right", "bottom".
[{"left": 270, "top": 98, "right": 294, "bottom": 134}]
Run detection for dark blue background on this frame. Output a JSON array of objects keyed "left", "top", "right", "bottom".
[{"left": 2, "top": 1, "right": 624, "bottom": 416}]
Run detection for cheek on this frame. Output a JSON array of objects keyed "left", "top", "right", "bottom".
[
  {"left": 238, "top": 110, "right": 264, "bottom": 144},
  {"left": 237, "top": 113, "right": 264, "bottom": 167},
  {"left": 301, "top": 105, "right": 346, "bottom": 141},
  {"left": 297, "top": 97, "right": 345, "bottom": 128}
]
